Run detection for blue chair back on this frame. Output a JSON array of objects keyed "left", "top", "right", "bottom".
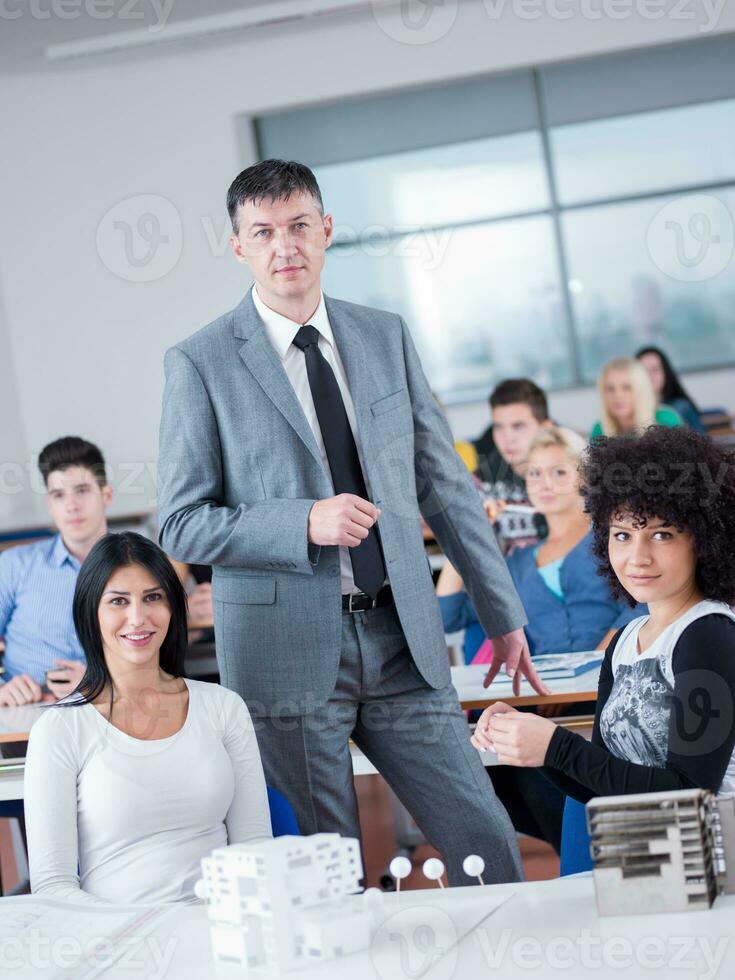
[
  {"left": 559, "top": 796, "right": 593, "bottom": 876},
  {"left": 266, "top": 786, "right": 300, "bottom": 837}
]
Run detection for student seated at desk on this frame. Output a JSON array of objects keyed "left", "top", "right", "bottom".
[
  {"left": 0, "top": 437, "right": 112, "bottom": 706},
  {"left": 24, "top": 532, "right": 272, "bottom": 905},
  {"left": 590, "top": 357, "right": 683, "bottom": 440},
  {"left": 437, "top": 427, "right": 642, "bottom": 662},
  {"left": 473, "top": 427, "right": 735, "bottom": 803},
  {"left": 636, "top": 345, "right": 706, "bottom": 433}
]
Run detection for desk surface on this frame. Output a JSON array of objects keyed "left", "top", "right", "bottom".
[
  {"left": 0, "top": 661, "right": 598, "bottom": 746},
  {"left": 4, "top": 875, "right": 733, "bottom": 979}
]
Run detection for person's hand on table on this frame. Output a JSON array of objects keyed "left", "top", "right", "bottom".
[
  {"left": 0, "top": 673, "right": 44, "bottom": 706},
  {"left": 46, "top": 659, "right": 86, "bottom": 700},
  {"left": 482, "top": 628, "right": 552, "bottom": 697},
  {"left": 308, "top": 494, "right": 380, "bottom": 547},
  {"left": 187, "top": 582, "right": 213, "bottom": 622},
  {"left": 471, "top": 701, "right": 556, "bottom": 766}
]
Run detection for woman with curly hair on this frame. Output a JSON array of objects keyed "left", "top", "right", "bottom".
[{"left": 472, "top": 426, "right": 735, "bottom": 802}]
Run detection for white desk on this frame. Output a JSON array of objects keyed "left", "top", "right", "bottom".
[
  {"left": 0, "top": 663, "right": 597, "bottom": 747},
  {"left": 4, "top": 876, "right": 734, "bottom": 979},
  {"left": 451, "top": 663, "right": 601, "bottom": 710}
]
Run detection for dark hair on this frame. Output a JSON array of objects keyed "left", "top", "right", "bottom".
[
  {"left": 227, "top": 159, "right": 324, "bottom": 234},
  {"left": 69, "top": 532, "right": 188, "bottom": 709},
  {"left": 38, "top": 436, "right": 107, "bottom": 488},
  {"left": 580, "top": 426, "right": 735, "bottom": 606},
  {"left": 635, "top": 346, "right": 700, "bottom": 412},
  {"left": 489, "top": 379, "right": 549, "bottom": 422}
]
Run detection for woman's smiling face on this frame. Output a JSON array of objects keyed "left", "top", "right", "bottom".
[
  {"left": 98, "top": 563, "right": 171, "bottom": 673},
  {"left": 608, "top": 512, "right": 698, "bottom": 605}
]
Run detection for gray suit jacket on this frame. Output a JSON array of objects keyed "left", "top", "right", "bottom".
[{"left": 158, "top": 291, "right": 526, "bottom": 711}]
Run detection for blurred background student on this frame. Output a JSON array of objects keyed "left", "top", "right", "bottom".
[
  {"left": 437, "top": 427, "right": 643, "bottom": 663},
  {"left": 590, "top": 357, "right": 683, "bottom": 439},
  {"left": 636, "top": 346, "right": 706, "bottom": 432}
]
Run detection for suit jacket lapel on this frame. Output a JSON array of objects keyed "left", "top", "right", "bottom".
[
  {"left": 233, "top": 292, "right": 324, "bottom": 470},
  {"left": 325, "top": 297, "right": 374, "bottom": 458}
]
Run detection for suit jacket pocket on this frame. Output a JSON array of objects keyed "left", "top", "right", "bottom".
[
  {"left": 371, "top": 387, "right": 409, "bottom": 417},
  {"left": 212, "top": 576, "right": 276, "bottom": 605}
]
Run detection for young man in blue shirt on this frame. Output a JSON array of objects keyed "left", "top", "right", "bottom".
[{"left": 0, "top": 437, "right": 112, "bottom": 706}]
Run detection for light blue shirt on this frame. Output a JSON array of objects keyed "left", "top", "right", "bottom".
[
  {"left": 0, "top": 535, "right": 85, "bottom": 684},
  {"left": 533, "top": 545, "right": 565, "bottom": 600}
]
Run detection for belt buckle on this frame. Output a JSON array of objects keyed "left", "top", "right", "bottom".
[{"left": 348, "top": 592, "right": 375, "bottom": 613}]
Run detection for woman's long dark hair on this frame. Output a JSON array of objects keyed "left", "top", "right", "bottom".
[
  {"left": 636, "top": 345, "right": 700, "bottom": 412},
  {"left": 67, "top": 532, "right": 188, "bottom": 709}
]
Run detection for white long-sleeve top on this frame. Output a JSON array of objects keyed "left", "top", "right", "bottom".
[{"left": 25, "top": 679, "right": 273, "bottom": 906}]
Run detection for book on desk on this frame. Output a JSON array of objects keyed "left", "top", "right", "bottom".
[{"left": 454, "top": 651, "right": 603, "bottom": 686}]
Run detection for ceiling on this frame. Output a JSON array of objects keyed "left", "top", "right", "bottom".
[{"left": 0, "top": 0, "right": 328, "bottom": 73}]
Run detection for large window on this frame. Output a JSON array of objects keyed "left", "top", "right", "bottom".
[{"left": 255, "top": 36, "right": 735, "bottom": 401}]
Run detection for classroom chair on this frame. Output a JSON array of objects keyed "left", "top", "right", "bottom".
[
  {"left": 267, "top": 786, "right": 300, "bottom": 837},
  {"left": 559, "top": 796, "right": 592, "bottom": 876}
]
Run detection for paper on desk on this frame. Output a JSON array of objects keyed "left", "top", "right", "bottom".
[{"left": 0, "top": 896, "right": 174, "bottom": 979}]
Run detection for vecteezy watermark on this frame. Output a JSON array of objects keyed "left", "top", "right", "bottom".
[
  {"left": 371, "top": 0, "right": 459, "bottom": 46},
  {"left": 473, "top": 927, "right": 729, "bottom": 979},
  {"left": 370, "top": 906, "right": 459, "bottom": 980},
  {"left": 96, "top": 194, "right": 183, "bottom": 283},
  {"left": 0, "top": 930, "right": 177, "bottom": 978},
  {"left": 0, "top": 0, "right": 175, "bottom": 30},
  {"left": 647, "top": 194, "right": 734, "bottom": 283},
  {"left": 371, "top": 0, "right": 727, "bottom": 43}
]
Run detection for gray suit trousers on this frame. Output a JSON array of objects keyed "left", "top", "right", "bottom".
[{"left": 239, "top": 602, "right": 523, "bottom": 886}]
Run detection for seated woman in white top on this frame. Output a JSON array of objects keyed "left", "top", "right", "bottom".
[
  {"left": 472, "top": 427, "right": 735, "bottom": 801},
  {"left": 25, "top": 531, "right": 272, "bottom": 906}
]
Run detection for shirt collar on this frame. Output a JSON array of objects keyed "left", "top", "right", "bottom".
[
  {"left": 252, "top": 285, "right": 334, "bottom": 361},
  {"left": 51, "top": 533, "right": 79, "bottom": 570}
]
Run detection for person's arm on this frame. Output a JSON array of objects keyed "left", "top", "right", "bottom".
[
  {"left": 220, "top": 692, "right": 273, "bottom": 845},
  {"left": 24, "top": 709, "right": 104, "bottom": 905},
  {"left": 0, "top": 548, "right": 16, "bottom": 641},
  {"left": 398, "top": 319, "right": 526, "bottom": 640},
  {"left": 157, "top": 346, "right": 318, "bottom": 573},
  {"left": 544, "top": 616, "right": 735, "bottom": 798},
  {"left": 437, "top": 591, "right": 480, "bottom": 635}
]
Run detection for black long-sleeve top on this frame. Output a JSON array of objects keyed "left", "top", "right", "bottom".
[{"left": 542, "top": 613, "right": 735, "bottom": 802}]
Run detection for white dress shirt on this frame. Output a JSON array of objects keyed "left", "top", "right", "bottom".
[{"left": 252, "top": 285, "right": 374, "bottom": 594}]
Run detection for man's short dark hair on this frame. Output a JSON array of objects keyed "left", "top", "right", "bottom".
[
  {"left": 227, "top": 159, "right": 324, "bottom": 234},
  {"left": 489, "top": 379, "right": 549, "bottom": 423},
  {"left": 38, "top": 436, "right": 107, "bottom": 488}
]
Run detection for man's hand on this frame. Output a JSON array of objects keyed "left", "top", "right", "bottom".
[
  {"left": 0, "top": 674, "right": 43, "bottom": 706},
  {"left": 308, "top": 494, "right": 380, "bottom": 548},
  {"left": 46, "top": 659, "right": 86, "bottom": 700},
  {"left": 187, "top": 582, "right": 213, "bottom": 623},
  {"left": 482, "top": 628, "right": 552, "bottom": 697}
]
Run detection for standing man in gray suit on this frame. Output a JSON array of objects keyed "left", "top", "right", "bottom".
[{"left": 158, "top": 160, "right": 548, "bottom": 885}]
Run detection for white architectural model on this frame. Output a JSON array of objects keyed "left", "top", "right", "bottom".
[
  {"left": 587, "top": 788, "right": 722, "bottom": 916},
  {"left": 199, "top": 834, "right": 370, "bottom": 972}
]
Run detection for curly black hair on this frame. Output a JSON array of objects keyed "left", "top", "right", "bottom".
[{"left": 579, "top": 426, "right": 735, "bottom": 607}]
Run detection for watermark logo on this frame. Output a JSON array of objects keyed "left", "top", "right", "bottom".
[
  {"left": 0, "top": 0, "right": 176, "bottom": 31},
  {"left": 371, "top": 0, "right": 458, "bottom": 45},
  {"left": 646, "top": 194, "right": 734, "bottom": 283},
  {"left": 96, "top": 194, "right": 183, "bottom": 282},
  {"left": 370, "top": 906, "right": 458, "bottom": 980}
]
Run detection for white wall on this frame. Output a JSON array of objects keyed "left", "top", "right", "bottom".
[{"left": 1, "top": 1, "right": 734, "bottom": 526}]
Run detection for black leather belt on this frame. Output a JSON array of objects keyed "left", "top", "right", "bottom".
[{"left": 342, "top": 585, "right": 393, "bottom": 613}]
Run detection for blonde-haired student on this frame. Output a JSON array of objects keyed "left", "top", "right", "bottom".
[{"left": 590, "top": 356, "right": 683, "bottom": 439}]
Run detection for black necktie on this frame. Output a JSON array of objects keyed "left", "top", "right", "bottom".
[{"left": 292, "top": 324, "right": 386, "bottom": 598}]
